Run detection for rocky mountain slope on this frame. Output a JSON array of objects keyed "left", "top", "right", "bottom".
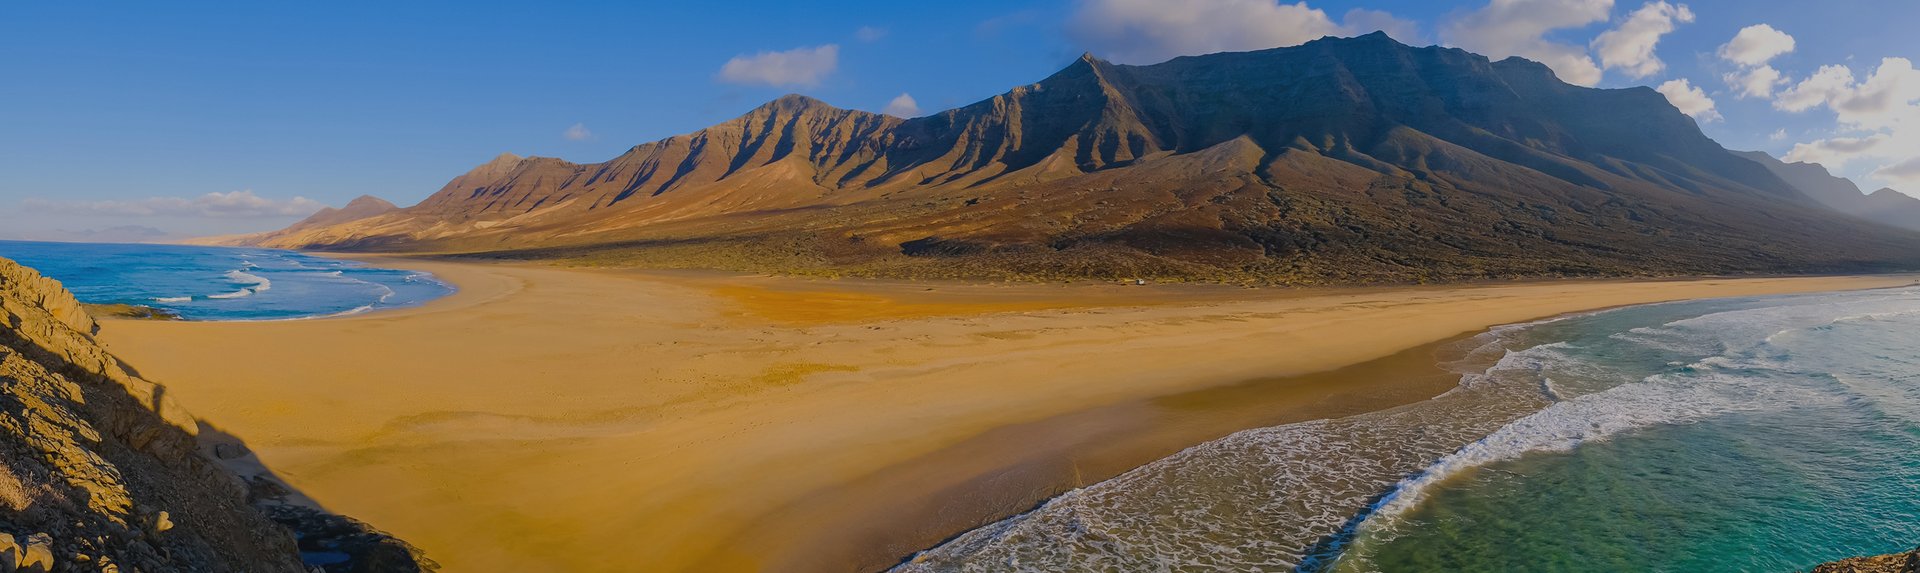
[
  {"left": 1734, "top": 150, "right": 1920, "bottom": 231},
  {"left": 1864, "top": 187, "right": 1920, "bottom": 228},
  {"left": 216, "top": 33, "right": 1920, "bottom": 283},
  {"left": 0, "top": 256, "right": 427, "bottom": 572},
  {"left": 290, "top": 195, "right": 398, "bottom": 232},
  {"left": 195, "top": 195, "right": 399, "bottom": 248}
]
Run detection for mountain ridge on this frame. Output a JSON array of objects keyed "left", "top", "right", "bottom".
[
  {"left": 1732, "top": 150, "right": 1920, "bottom": 231},
  {"left": 204, "top": 33, "right": 1920, "bottom": 283}
]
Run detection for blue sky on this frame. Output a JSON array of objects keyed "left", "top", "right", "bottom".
[{"left": 2, "top": 1, "right": 1916, "bottom": 240}]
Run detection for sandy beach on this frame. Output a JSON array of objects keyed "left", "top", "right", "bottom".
[{"left": 93, "top": 261, "right": 1916, "bottom": 572}]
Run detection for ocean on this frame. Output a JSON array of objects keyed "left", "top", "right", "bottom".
[
  {"left": 0, "top": 240, "right": 453, "bottom": 321},
  {"left": 896, "top": 285, "right": 1920, "bottom": 572}
]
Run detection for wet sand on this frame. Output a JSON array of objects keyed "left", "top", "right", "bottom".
[{"left": 93, "top": 261, "right": 1917, "bottom": 572}]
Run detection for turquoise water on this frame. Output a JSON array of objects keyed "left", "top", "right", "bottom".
[
  {"left": 898, "top": 285, "right": 1920, "bottom": 572},
  {"left": 0, "top": 240, "right": 452, "bottom": 321},
  {"left": 1335, "top": 288, "right": 1920, "bottom": 572}
]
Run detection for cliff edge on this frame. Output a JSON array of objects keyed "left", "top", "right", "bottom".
[{"left": 0, "top": 256, "right": 428, "bottom": 572}]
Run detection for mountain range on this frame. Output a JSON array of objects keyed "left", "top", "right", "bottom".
[
  {"left": 199, "top": 32, "right": 1920, "bottom": 283},
  {"left": 1733, "top": 150, "right": 1920, "bottom": 232}
]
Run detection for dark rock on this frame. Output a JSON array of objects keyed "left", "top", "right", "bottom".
[
  {"left": 1813, "top": 548, "right": 1920, "bottom": 573},
  {"left": 212, "top": 443, "right": 250, "bottom": 460},
  {"left": 0, "top": 532, "right": 19, "bottom": 571}
]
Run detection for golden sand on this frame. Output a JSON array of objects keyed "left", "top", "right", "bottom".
[{"left": 95, "top": 261, "right": 1916, "bottom": 572}]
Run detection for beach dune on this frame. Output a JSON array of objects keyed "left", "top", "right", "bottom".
[{"left": 93, "top": 261, "right": 1915, "bottom": 572}]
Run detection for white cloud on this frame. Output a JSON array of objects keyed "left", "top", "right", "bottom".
[
  {"left": 1591, "top": 1, "right": 1694, "bottom": 79},
  {"left": 563, "top": 123, "right": 593, "bottom": 141},
  {"left": 1066, "top": 0, "right": 1345, "bottom": 64},
  {"left": 1774, "top": 64, "right": 1856, "bottom": 112},
  {"left": 1065, "top": 1, "right": 1430, "bottom": 65},
  {"left": 882, "top": 93, "right": 921, "bottom": 117},
  {"left": 20, "top": 226, "right": 174, "bottom": 244},
  {"left": 1716, "top": 24, "right": 1793, "bottom": 99},
  {"left": 23, "top": 190, "right": 325, "bottom": 219},
  {"left": 1717, "top": 24, "right": 1795, "bottom": 67},
  {"left": 1656, "top": 78, "right": 1721, "bottom": 121},
  {"left": 1769, "top": 128, "right": 1788, "bottom": 141},
  {"left": 855, "top": 26, "right": 888, "bottom": 42},
  {"left": 1441, "top": 0, "right": 1613, "bottom": 87},
  {"left": 1342, "top": 8, "right": 1425, "bottom": 45},
  {"left": 1785, "top": 134, "right": 1889, "bottom": 165},
  {"left": 717, "top": 44, "right": 840, "bottom": 88},
  {"left": 1870, "top": 156, "right": 1920, "bottom": 185},
  {"left": 1829, "top": 58, "right": 1920, "bottom": 126},
  {"left": 1724, "top": 65, "right": 1785, "bottom": 99},
  {"left": 1772, "top": 58, "right": 1920, "bottom": 183}
]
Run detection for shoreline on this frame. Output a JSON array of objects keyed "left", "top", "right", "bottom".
[
  {"left": 757, "top": 332, "right": 1485, "bottom": 572},
  {"left": 90, "top": 259, "right": 1920, "bottom": 572}
]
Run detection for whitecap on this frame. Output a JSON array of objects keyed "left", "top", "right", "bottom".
[
  {"left": 153, "top": 296, "right": 193, "bottom": 303},
  {"left": 1349, "top": 355, "right": 1823, "bottom": 542},
  {"left": 895, "top": 333, "right": 1586, "bottom": 573},
  {"left": 225, "top": 269, "right": 272, "bottom": 292},
  {"left": 1828, "top": 308, "right": 1920, "bottom": 325}
]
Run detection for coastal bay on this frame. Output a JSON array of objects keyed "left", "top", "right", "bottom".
[{"left": 94, "top": 260, "right": 1917, "bottom": 572}]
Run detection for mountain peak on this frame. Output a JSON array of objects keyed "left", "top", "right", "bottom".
[
  {"left": 1036, "top": 51, "right": 1116, "bottom": 88},
  {"left": 759, "top": 93, "right": 833, "bottom": 112},
  {"left": 1270, "top": 31, "right": 1411, "bottom": 56},
  {"left": 280, "top": 194, "right": 399, "bottom": 232},
  {"left": 1786, "top": 158, "right": 1836, "bottom": 172},
  {"left": 1485, "top": 55, "right": 1566, "bottom": 85},
  {"left": 1324, "top": 30, "right": 1399, "bottom": 45},
  {"left": 442, "top": 152, "right": 531, "bottom": 187},
  {"left": 342, "top": 195, "right": 396, "bottom": 210}
]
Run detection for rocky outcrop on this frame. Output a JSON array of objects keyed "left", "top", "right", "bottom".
[
  {"left": 0, "top": 256, "right": 429, "bottom": 572},
  {"left": 1814, "top": 548, "right": 1920, "bottom": 573},
  {"left": 73, "top": 305, "right": 178, "bottom": 322}
]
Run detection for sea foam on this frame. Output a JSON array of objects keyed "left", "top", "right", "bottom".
[
  {"left": 1352, "top": 357, "right": 1814, "bottom": 538},
  {"left": 895, "top": 320, "right": 1577, "bottom": 572},
  {"left": 225, "top": 269, "right": 272, "bottom": 292},
  {"left": 897, "top": 290, "right": 1920, "bottom": 573}
]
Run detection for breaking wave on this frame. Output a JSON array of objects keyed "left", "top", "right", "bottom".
[
  {"left": 224, "top": 269, "right": 272, "bottom": 292},
  {"left": 1352, "top": 356, "right": 1818, "bottom": 541},
  {"left": 0, "top": 242, "right": 454, "bottom": 320},
  {"left": 897, "top": 286, "right": 1920, "bottom": 573}
]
